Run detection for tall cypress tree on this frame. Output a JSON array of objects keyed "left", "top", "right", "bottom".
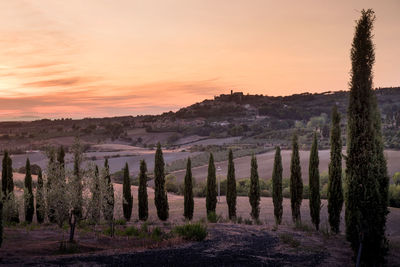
[
  {"left": 102, "top": 159, "right": 114, "bottom": 224},
  {"left": 24, "top": 158, "right": 34, "bottom": 223},
  {"left": 206, "top": 153, "right": 217, "bottom": 215},
  {"left": 184, "top": 158, "right": 194, "bottom": 220},
  {"left": 138, "top": 160, "right": 148, "bottom": 221},
  {"left": 122, "top": 163, "right": 133, "bottom": 221},
  {"left": 272, "top": 146, "right": 283, "bottom": 225},
  {"left": 1, "top": 151, "right": 8, "bottom": 198},
  {"left": 36, "top": 169, "right": 45, "bottom": 223},
  {"left": 328, "top": 105, "right": 343, "bottom": 233},
  {"left": 57, "top": 146, "right": 65, "bottom": 166},
  {"left": 226, "top": 149, "right": 237, "bottom": 220},
  {"left": 249, "top": 155, "right": 260, "bottom": 220},
  {"left": 154, "top": 143, "right": 169, "bottom": 221},
  {"left": 345, "top": 9, "right": 387, "bottom": 264},
  {"left": 309, "top": 133, "right": 321, "bottom": 230},
  {"left": 90, "top": 165, "right": 101, "bottom": 224},
  {"left": 290, "top": 133, "right": 303, "bottom": 223},
  {"left": 372, "top": 95, "right": 390, "bottom": 254},
  {"left": 72, "top": 139, "right": 83, "bottom": 220}
]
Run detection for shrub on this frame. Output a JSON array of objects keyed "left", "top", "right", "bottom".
[
  {"left": 165, "top": 174, "right": 179, "bottom": 194},
  {"left": 389, "top": 185, "right": 400, "bottom": 208},
  {"left": 393, "top": 172, "right": 400, "bottom": 186},
  {"left": 207, "top": 211, "right": 220, "bottom": 223},
  {"left": 244, "top": 218, "right": 253, "bottom": 225},
  {"left": 260, "top": 189, "right": 271, "bottom": 197},
  {"left": 114, "top": 218, "right": 127, "bottom": 225},
  {"left": 279, "top": 233, "right": 300, "bottom": 248},
  {"left": 173, "top": 223, "right": 207, "bottom": 241},
  {"left": 151, "top": 227, "right": 163, "bottom": 241},
  {"left": 283, "top": 188, "right": 290, "bottom": 198},
  {"left": 193, "top": 182, "right": 207, "bottom": 197}
]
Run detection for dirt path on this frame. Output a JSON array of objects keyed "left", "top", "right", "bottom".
[{"left": 16, "top": 224, "right": 327, "bottom": 266}]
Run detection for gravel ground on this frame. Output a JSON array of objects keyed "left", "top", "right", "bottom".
[{"left": 20, "top": 224, "right": 327, "bottom": 267}]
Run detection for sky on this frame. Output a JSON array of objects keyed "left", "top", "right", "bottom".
[{"left": 0, "top": 0, "right": 399, "bottom": 121}]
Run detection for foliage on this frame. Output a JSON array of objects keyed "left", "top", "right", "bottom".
[
  {"left": 138, "top": 160, "right": 149, "bottom": 221},
  {"left": 345, "top": 9, "right": 387, "bottom": 265},
  {"left": 173, "top": 223, "right": 208, "bottom": 241},
  {"left": 184, "top": 158, "right": 194, "bottom": 220},
  {"left": 101, "top": 159, "right": 114, "bottom": 228},
  {"left": 88, "top": 165, "right": 101, "bottom": 224},
  {"left": 226, "top": 149, "right": 237, "bottom": 220},
  {"left": 122, "top": 163, "right": 133, "bottom": 221},
  {"left": 24, "top": 158, "right": 34, "bottom": 223},
  {"left": 328, "top": 105, "right": 343, "bottom": 234},
  {"left": 389, "top": 185, "right": 400, "bottom": 208},
  {"left": 154, "top": 143, "right": 169, "bottom": 221},
  {"left": 35, "top": 170, "right": 45, "bottom": 223},
  {"left": 206, "top": 153, "right": 217, "bottom": 215},
  {"left": 71, "top": 139, "right": 83, "bottom": 220},
  {"left": 249, "top": 155, "right": 260, "bottom": 220},
  {"left": 290, "top": 134, "right": 303, "bottom": 223},
  {"left": 272, "top": 146, "right": 283, "bottom": 225},
  {"left": 309, "top": 133, "right": 321, "bottom": 230}
]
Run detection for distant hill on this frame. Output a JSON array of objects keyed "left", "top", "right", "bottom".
[{"left": 1, "top": 86, "right": 400, "bottom": 152}]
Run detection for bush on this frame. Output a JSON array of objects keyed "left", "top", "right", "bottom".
[
  {"left": 193, "top": 182, "right": 207, "bottom": 197},
  {"left": 279, "top": 233, "right": 300, "bottom": 247},
  {"left": 165, "top": 174, "right": 179, "bottom": 194},
  {"left": 114, "top": 218, "right": 127, "bottom": 225},
  {"left": 320, "top": 183, "right": 329, "bottom": 199},
  {"left": 207, "top": 211, "right": 221, "bottom": 223},
  {"left": 302, "top": 185, "right": 309, "bottom": 199},
  {"left": 283, "top": 188, "right": 290, "bottom": 198},
  {"left": 389, "top": 185, "right": 400, "bottom": 208},
  {"left": 260, "top": 189, "right": 271, "bottom": 197},
  {"left": 173, "top": 223, "right": 207, "bottom": 241},
  {"left": 393, "top": 172, "right": 400, "bottom": 186}
]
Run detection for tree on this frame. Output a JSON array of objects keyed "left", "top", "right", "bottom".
[
  {"left": 57, "top": 146, "right": 65, "bottom": 166},
  {"left": 72, "top": 138, "right": 83, "bottom": 220},
  {"left": 372, "top": 94, "right": 390, "bottom": 254},
  {"left": 0, "top": 200, "right": 2, "bottom": 248},
  {"left": 184, "top": 158, "right": 194, "bottom": 220},
  {"left": 290, "top": 133, "right": 303, "bottom": 223},
  {"left": 249, "top": 155, "right": 260, "bottom": 220},
  {"left": 138, "top": 160, "right": 148, "bottom": 221},
  {"left": 102, "top": 159, "right": 114, "bottom": 236},
  {"left": 226, "top": 149, "right": 237, "bottom": 220},
  {"left": 122, "top": 163, "right": 133, "bottom": 221},
  {"left": 154, "top": 143, "right": 169, "bottom": 221},
  {"left": 328, "top": 105, "right": 343, "bottom": 233},
  {"left": 345, "top": 9, "right": 387, "bottom": 265},
  {"left": 272, "top": 146, "right": 283, "bottom": 225},
  {"left": 89, "top": 165, "right": 101, "bottom": 224},
  {"left": 36, "top": 169, "right": 45, "bottom": 223},
  {"left": 309, "top": 133, "right": 321, "bottom": 230},
  {"left": 1, "top": 151, "right": 9, "bottom": 198},
  {"left": 206, "top": 153, "right": 217, "bottom": 215},
  {"left": 24, "top": 158, "right": 34, "bottom": 223},
  {"left": 6, "top": 155, "right": 19, "bottom": 223}
]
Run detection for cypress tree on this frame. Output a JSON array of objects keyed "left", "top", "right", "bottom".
[
  {"left": 57, "top": 146, "right": 65, "bottom": 166},
  {"left": 328, "top": 105, "right": 343, "bottom": 233},
  {"left": 345, "top": 9, "right": 387, "bottom": 264},
  {"left": 89, "top": 165, "right": 101, "bottom": 224},
  {"left": 1, "top": 151, "right": 8, "bottom": 198},
  {"left": 226, "top": 149, "right": 237, "bottom": 220},
  {"left": 272, "top": 146, "right": 283, "bottom": 225},
  {"left": 72, "top": 140, "right": 83, "bottom": 220},
  {"left": 290, "top": 133, "right": 303, "bottom": 223},
  {"left": 0, "top": 200, "right": 2, "bottom": 248},
  {"left": 154, "top": 143, "right": 169, "bottom": 221},
  {"left": 122, "top": 163, "right": 133, "bottom": 221},
  {"left": 24, "top": 158, "right": 34, "bottom": 223},
  {"left": 36, "top": 169, "right": 45, "bottom": 223},
  {"left": 138, "top": 160, "right": 148, "bottom": 221},
  {"left": 309, "top": 133, "right": 321, "bottom": 230},
  {"left": 184, "top": 158, "right": 194, "bottom": 220},
  {"left": 249, "top": 155, "right": 260, "bottom": 220},
  {"left": 7, "top": 156, "right": 19, "bottom": 223},
  {"left": 102, "top": 159, "right": 114, "bottom": 224},
  {"left": 206, "top": 153, "right": 217, "bottom": 215}
]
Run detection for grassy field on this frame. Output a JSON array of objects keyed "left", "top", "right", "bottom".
[{"left": 172, "top": 149, "right": 400, "bottom": 183}]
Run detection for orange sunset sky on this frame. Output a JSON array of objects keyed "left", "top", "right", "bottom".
[{"left": 0, "top": 0, "right": 399, "bottom": 121}]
